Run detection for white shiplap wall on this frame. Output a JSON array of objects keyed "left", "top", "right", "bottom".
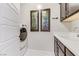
[{"left": 0, "top": 3, "right": 20, "bottom": 56}]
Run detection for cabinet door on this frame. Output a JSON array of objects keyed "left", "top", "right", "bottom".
[
  {"left": 66, "top": 48, "right": 75, "bottom": 56},
  {"left": 68, "top": 3, "right": 79, "bottom": 15},
  {"left": 60, "top": 3, "right": 66, "bottom": 20},
  {"left": 58, "top": 46, "right": 64, "bottom": 56},
  {"left": 58, "top": 40, "right": 65, "bottom": 52},
  {"left": 54, "top": 37, "right": 58, "bottom": 56}
]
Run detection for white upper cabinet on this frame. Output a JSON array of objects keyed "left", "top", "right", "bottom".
[
  {"left": 60, "top": 3, "right": 79, "bottom": 22},
  {"left": 68, "top": 3, "right": 79, "bottom": 15}
]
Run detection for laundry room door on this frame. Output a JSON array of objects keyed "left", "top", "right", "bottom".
[{"left": 0, "top": 3, "right": 20, "bottom": 56}]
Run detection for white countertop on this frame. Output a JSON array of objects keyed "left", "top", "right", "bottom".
[{"left": 54, "top": 32, "right": 79, "bottom": 56}]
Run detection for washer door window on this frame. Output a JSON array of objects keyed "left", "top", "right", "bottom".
[{"left": 20, "top": 28, "right": 27, "bottom": 41}]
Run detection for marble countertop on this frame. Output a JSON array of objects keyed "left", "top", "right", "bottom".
[{"left": 54, "top": 32, "right": 79, "bottom": 56}]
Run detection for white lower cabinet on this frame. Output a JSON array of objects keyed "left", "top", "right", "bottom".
[
  {"left": 66, "top": 48, "right": 74, "bottom": 56},
  {"left": 54, "top": 36, "right": 75, "bottom": 56},
  {"left": 54, "top": 38, "right": 58, "bottom": 56},
  {"left": 58, "top": 46, "right": 64, "bottom": 56}
]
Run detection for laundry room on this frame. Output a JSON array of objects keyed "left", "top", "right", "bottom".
[{"left": 0, "top": 2, "right": 79, "bottom": 57}]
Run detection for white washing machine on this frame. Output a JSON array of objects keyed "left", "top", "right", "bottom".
[{"left": 19, "top": 24, "right": 28, "bottom": 56}]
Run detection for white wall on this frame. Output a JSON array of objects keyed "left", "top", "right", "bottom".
[
  {"left": 70, "top": 20, "right": 79, "bottom": 32},
  {"left": 20, "top": 3, "right": 69, "bottom": 52},
  {"left": 62, "top": 20, "right": 79, "bottom": 33},
  {"left": 0, "top": 3, "right": 20, "bottom": 56},
  {"left": 62, "top": 22, "right": 72, "bottom": 31}
]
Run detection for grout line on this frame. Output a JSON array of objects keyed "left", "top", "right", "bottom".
[
  {"left": 0, "top": 36, "right": 19, "bottom": 50},
  {"left": 0, "top": 17, "right": 18, "bottom": 24},
  {"left": 11, "top": 3, "right": 18, "bottom": 11},
  {"left": 0, "top": 35, "right": 19, "bottom": 44},
  {"left": 7, "top": 4, "right": 18, "bottom": 16},
  {"left": 0, "top": 24, "right": 19, "bottom": 28}
]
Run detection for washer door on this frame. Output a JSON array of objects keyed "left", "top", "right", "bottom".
[{"left": 20, "top": 28, "right": 27, "bottom": 41}]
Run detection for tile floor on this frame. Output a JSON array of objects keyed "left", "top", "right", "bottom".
[{"left": 24, "top": 49, "right": 55, "bottom": 56}]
